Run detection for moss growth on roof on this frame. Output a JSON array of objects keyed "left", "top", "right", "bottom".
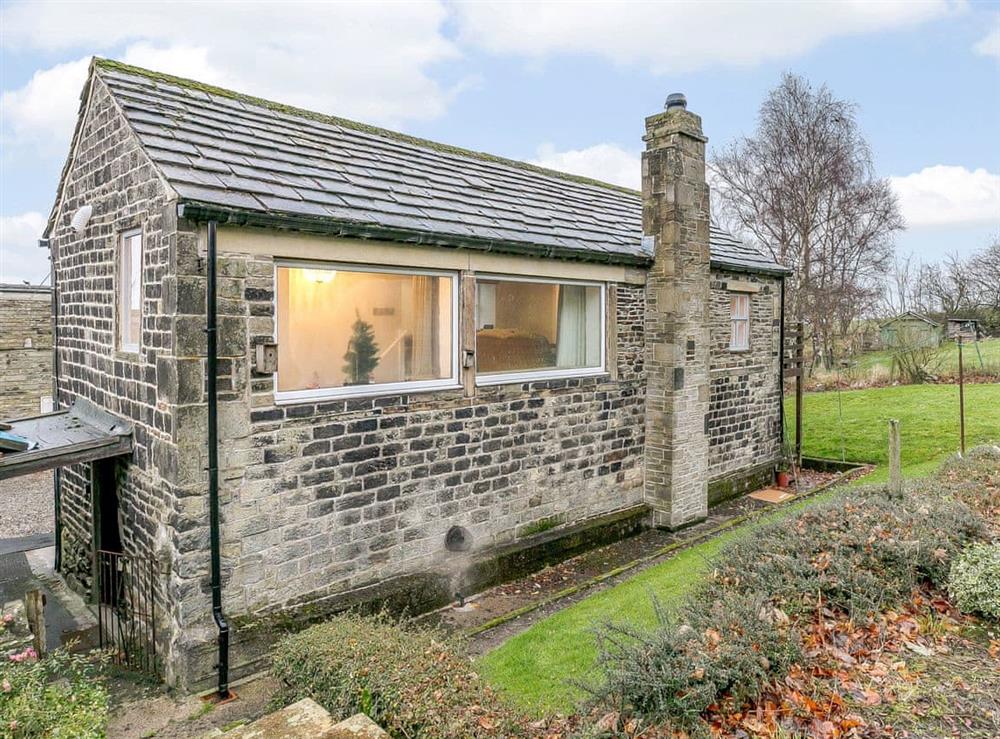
[{"left": 92, "top": 57, "right": 642, "bottom": 198}]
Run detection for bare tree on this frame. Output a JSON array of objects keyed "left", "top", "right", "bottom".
[
  {"left": 884, "top": 253, "right": 916, "bottom": 315},
  {"left": 913, "top": 234, "right": 1000, "bottom": 335},
  {"left": 969, "top": 235, "right": 1000, "bottom": 319},
  {"left": 712, "top": 73, "right": 903, "bottom": 368}
]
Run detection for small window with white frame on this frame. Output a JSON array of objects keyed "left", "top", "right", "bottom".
[
  {"left": 118, "top": 229, "right": 142, "bottom": 352},
  {"left": 475, "top": 276, "right": 605, "bottom": 383},
  {"left": 274, "top": 262, "right": 458, "bottom": 401},
  {"left": 730, "top": 293, "right": 750, "bottom": 350}
]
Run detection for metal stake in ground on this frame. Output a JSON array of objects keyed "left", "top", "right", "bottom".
[
  {"left": 888, "top": 419, "right": 902, "bottom": 499},
  {"left": 958, "top": 336, "right": 966, "bottom": 456}
]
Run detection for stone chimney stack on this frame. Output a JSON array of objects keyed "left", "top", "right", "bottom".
[{"left": 641, "top": 93, "right": 711, "bottom": 529}]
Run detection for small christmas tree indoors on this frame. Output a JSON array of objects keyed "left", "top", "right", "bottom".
[{"left": 343, "top": 310, "right": 379, "bottom": 384}]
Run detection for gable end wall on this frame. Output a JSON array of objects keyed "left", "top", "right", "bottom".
[
  {"left": 48, "top": 77, "right": 186, "bottom": 677},
  {"left": 707, "top": 269, "right": 784, "bottom": 501}
]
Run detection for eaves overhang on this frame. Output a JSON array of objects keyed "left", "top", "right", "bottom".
[{"left": 176, "top": 202, "right": 656, "bottom": 269}]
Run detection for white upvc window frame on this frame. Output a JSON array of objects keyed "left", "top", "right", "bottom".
[
  {"left": 273, "top": 259, "right": 461, "bottom": 404},
  {"left": 474, "top": 273, "right": 607, "bottom": 386},
  {"left": 729, "top": 292, "right": 751, "bottom": 351},
  {"left": 118, "top": 228, "right": 143, "bottom": 353}
]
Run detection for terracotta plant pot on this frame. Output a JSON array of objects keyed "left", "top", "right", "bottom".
[{"left": 776, "top": 471, "right": 791, "bottom": 488}]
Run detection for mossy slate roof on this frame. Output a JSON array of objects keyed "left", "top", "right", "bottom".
[{"left": 95, "top": 60, "right": 786, "bottom": 273}]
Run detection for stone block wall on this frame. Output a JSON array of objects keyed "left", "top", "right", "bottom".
[
  {"left": 641, "top": 103, "right": 712, "bottom": 529},
  {"left": 0, "top": 286, "right": 52, "bottom": 418},
  {"left": 159, "top": 237, "right": 649, "bottom": 686},
  {"left": 47, "top": 78, "right": 181, "bottom": 671},
  {"left": 191, "top": 247, "right": 646, "bottom": 614},
  {"left": 707, "top": 270, "right": 784, "bottom": 488}
]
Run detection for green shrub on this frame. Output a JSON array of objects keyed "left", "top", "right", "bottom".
[
  {"left": 711, "top": 487, "right": 988, "bottom": 618},
  {"left": 593, "top": 593, "right": 799, "bottom": 728},
  {"left": 932, "top": 446, "right": 1000, "bottom": 526},
  {"left": 271, "top": 613, "right": 525, "bottom": 738},
  {"left": 949, "top": 542, "right": 1000, "bottom": 619},
  {"left": 0, "top": 648, "right": 109, "bottom": 738},
  {"left": 593, "top": 484, "right": 990, "bottom": 729}
]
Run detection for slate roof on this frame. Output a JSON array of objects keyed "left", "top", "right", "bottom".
[{"left": 75, "top": 59, "right": 787, "bottom": 274}]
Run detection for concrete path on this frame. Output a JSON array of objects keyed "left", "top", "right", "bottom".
[
  {"left": 0, "top": 470, "right": 54, "bottom": 539},
  {"left": 0, "top": 544, "right": 97, "bottom": 652}
]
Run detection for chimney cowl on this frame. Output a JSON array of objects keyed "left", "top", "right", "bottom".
[{"left": 665, "top": 92, "right": 687, "bottom": 110}]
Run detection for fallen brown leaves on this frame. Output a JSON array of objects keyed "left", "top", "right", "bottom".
[
  {"left": 534, "top": 588, "right": 983, "bottom": 739},
  {"left": 697, "top": 587, "right": 975, "bottom": 738}
]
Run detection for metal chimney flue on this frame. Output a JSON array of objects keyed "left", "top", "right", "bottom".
[{"left": 665, "top": 92, "right": 687, "bottom": 110}]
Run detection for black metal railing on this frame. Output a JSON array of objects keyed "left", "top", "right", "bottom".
[{"left": 95, "top": 549, "right": 159, "bottom": 676}]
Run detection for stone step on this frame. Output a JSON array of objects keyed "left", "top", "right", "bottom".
[{"left": 211, "top": 698, "right": 387, "bottom": 738}]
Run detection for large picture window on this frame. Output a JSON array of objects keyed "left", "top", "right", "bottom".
[
  {"left": 475, "top": 276, "right": 604, "bottom": 382},
  {"left": 275, "top": 263, "right": 457, "bottom": 400},
  {"left": 118, "top": 229, "right": 142, "bottom": 352}
]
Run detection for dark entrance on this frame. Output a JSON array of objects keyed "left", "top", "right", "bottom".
[
  {"left": 92, "top": 459, "right": 122, "bottom": 609},
  {"left": 92, "top": 459, "right": 122, "bottom": 556}
]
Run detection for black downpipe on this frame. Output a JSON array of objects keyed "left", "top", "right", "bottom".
[
  {"left": 50, "top": 242, "right": 62, "bottom": 572},
  {"left": 206, "top": 220, "right": 230, "bottom": 698},
  {"left": 778, "top": 275, "right": 786, "bottom": 449}
]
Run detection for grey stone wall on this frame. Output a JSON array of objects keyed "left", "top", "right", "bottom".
[
  {"left": 158, "top": 238, "right": 648, "bottom": 686},
  {"left": 707, "top": 270, "right": 784, "bottom": 487},
  {"left": 0, "top": 286, "right": 52, "bottom": 418},
  {"left": 173, "top": 244, "right": 647, "bottom": 623},
  {"left": 47, "top": 77, "right": 183, "bottom": 674}
]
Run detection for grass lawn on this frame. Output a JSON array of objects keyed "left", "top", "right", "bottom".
[
  {"left": 477, "top": 492, "right": 841, "bottom": 714},
  {"left": 796, "top": 382, "right": 1000, "bottom": 482},
  {"left": 479, "top": 382, "right": 1000, "bottom": 714}
]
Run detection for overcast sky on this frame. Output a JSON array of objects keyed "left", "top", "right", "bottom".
[{"left": 2, "top": 0, "right": 998, "bottom": 284}]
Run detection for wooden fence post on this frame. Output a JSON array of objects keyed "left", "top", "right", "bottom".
[
  {"left": 888, "top": 419, "right": 902, "bottom": 499},
  {"left": 23, "top": 589, "right": 45, "bottom": 656}
]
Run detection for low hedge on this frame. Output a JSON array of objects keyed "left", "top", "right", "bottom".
[
  {"left": 0, "top": 648, "right": 109, "bottom": 738},
  {"left": 593, "top": 479, "right": 990, "bottom": 730},
  {"left": 933, "top": 446, "right": 1000, "bottom": 527},
  {"left": 949, "top": 542, "right": 1000, "bottom": 619},
  {"left": 272, "top": 612, "right": 526, "bottom": 738}
]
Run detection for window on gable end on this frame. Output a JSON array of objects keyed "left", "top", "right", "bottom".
[
  {"left": 730, "top": 293, "right": 750, "bottom": 350},
  {"left": 118, "top": 229, "right": 142, "bottom": 352}
]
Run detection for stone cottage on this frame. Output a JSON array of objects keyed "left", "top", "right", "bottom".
[
  {"left": 37, "top": 59, "right": 788, "bottom": 689},
  {"left": 0, "top": 284, "right": 53, "bottom": 417}
]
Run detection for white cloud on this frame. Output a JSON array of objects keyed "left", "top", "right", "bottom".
[
  {"left": 973, "top": 27, "right": 1000, "bottom": 59},
  {"left": 0, "top": 57, "right": 91, "bottom": 153},
  {"left": 453, "top": 0, "right": 955, "bottom": 73},
  {"left": 0, "top": 45, "right": 228, "bottom": 154},
  {"left": 529, "top": 143, "right": 640, "bottom": 189},
  {"left": 0, "top": 0, "right": 463, "bottom": 156},
  {"left": 0, "top": 212, "right": 49, "bottom": 285},
  {"left": 890, "top": 166, "right": 1000, "bottom": 227}
]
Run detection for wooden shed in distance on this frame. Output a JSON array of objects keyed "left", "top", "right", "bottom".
[{"left": 879, "top": 312, "right": 941, "bottom": 348}]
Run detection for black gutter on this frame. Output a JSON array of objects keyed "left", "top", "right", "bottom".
[
  {"left": 177, "top": 202, "right": 654, "bottom": 268},
  {"left": 710, "top": 260, "right": 793, "bottom": 278},
  {"left": 206, "top": 220, "right": 230, "bottom": 699}
]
